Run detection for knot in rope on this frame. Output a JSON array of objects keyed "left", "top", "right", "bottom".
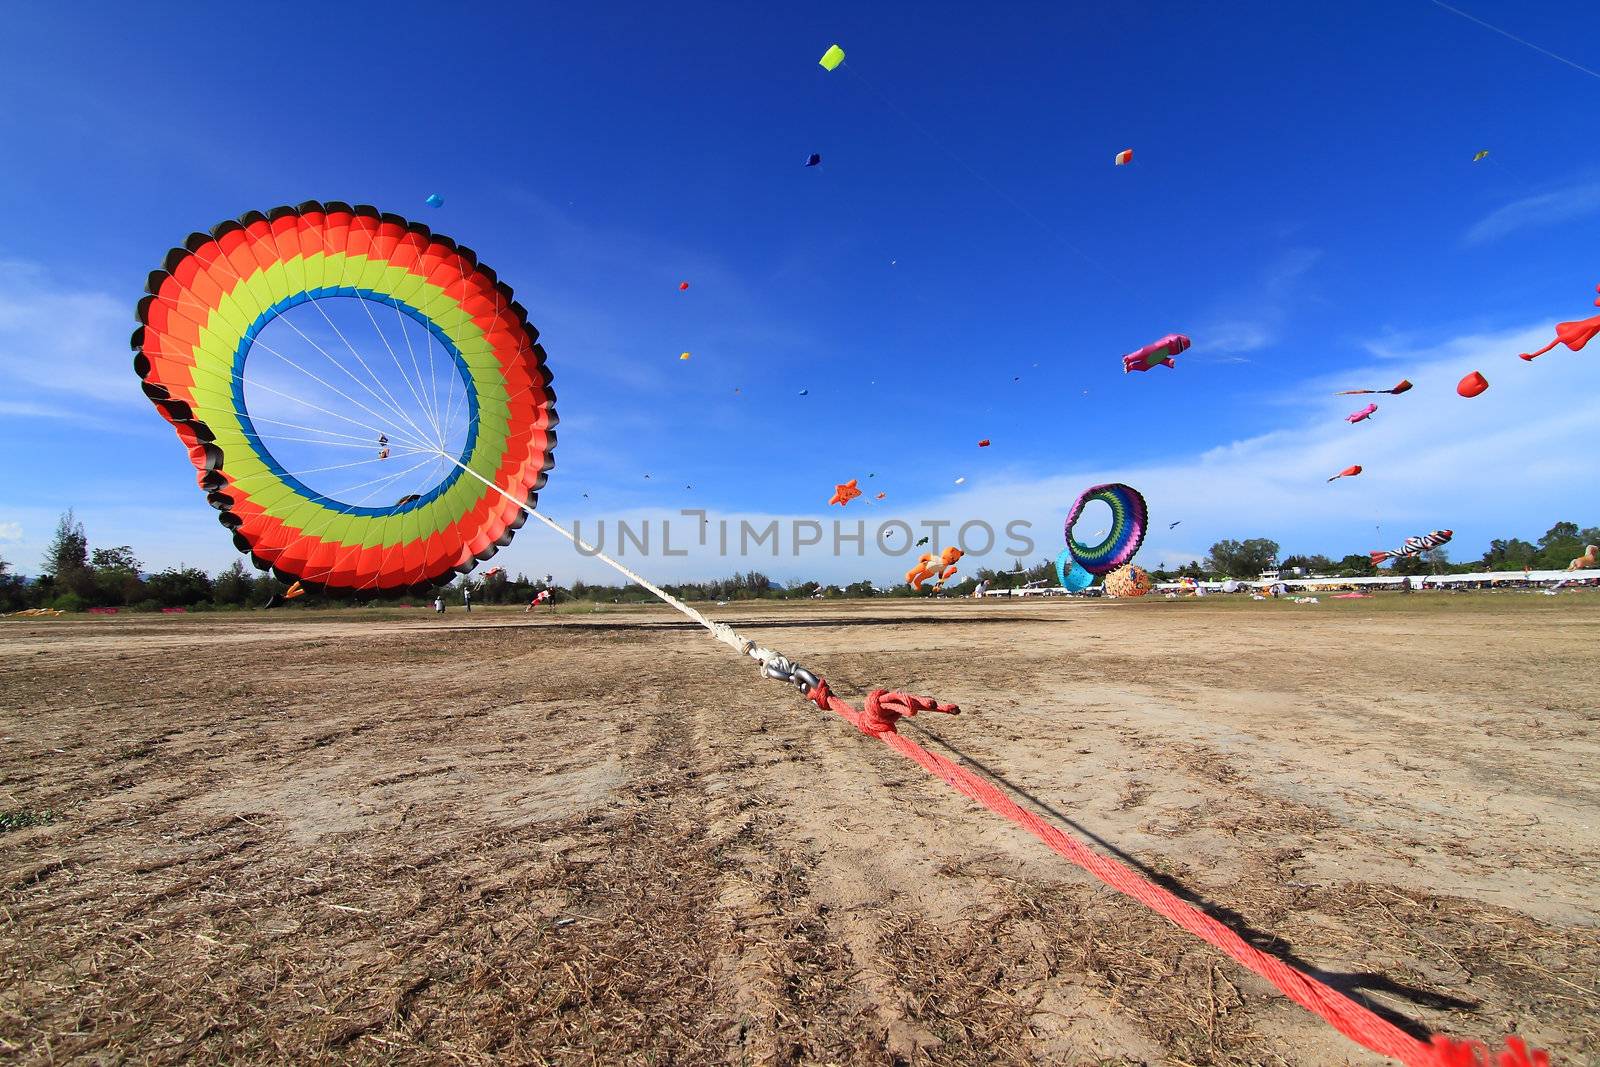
[{"left": 858, "top": 689, "right": 960, "bottom": 735}]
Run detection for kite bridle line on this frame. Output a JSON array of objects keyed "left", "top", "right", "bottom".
[{"left": 437, "top": 450, "right": 820, "bottom": 692}]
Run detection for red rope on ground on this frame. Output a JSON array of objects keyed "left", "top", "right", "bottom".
[{"left": 804, "top": 680, "right": 1550, "bottom": 1067}]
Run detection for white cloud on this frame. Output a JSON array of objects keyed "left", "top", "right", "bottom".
[
  {"left": 1463, "top": 181, "right": 1600, "bottom": 245},
  {"left": 1197, "top": 248, "right": 1322, "bottom": 357},
  {"left": 0, "top": 521, "right": 21, "bottom": 543},
  {"left": 0, "top": 400, "right": 78, "bottom": 420},
  {"left": 493, "top": 320, "right": 1599, "bottom": 585},
  {"left": 1204, "top": 321, "right": 1273, "bottom": 355},
  {"left": 0, "top": 259, "right": 137, "bottom": 408}
]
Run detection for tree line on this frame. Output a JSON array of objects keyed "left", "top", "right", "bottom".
[{"left": 2, "top": 510, "right": 1593, "bottom": 614}]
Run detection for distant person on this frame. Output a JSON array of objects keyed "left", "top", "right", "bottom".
[
  {"left": 463, "top": 587, "right": 472, "bottom": 613},
  {"left": 433, "top": 595, "right": 444, "bottom": 614}
]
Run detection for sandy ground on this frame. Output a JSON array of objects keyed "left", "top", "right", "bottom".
[{"left": 1, "top": 594, "right": 1596, "bottom": 1065}]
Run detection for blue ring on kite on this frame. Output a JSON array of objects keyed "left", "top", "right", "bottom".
[
  {"left": 231, "top": 287, "right": 480, "bottom": 517},
  {"left": 1055, "top": 548, "right": 1094, "bottom": 591},
  {"left": 1063, "top": 483, "right": 1148, "bottom": 575}
]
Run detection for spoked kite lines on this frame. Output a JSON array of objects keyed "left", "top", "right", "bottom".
[
  {"left": 302, "top": 221, "right": 447, "bottom": 450},
  {"left": 178, "top": 237, "right": 440, "bottom": 460}
]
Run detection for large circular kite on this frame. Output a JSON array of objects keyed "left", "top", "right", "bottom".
[
  {"left": 1063, "top": 483, "right": 1148, "bottom": 575},
  {"left": 1055, "top": 547, "right": 1093, "bottom": 592},
  {"left": 132, "top": 202, "right": 557, "bottom": 595}
]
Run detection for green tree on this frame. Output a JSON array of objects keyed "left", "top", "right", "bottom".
[
  {"left": 1480, "top": 538, "right": 1537, "bottom": 570},
  {"left": 1533, "top": 521, "right": 1595, "bottom": 570},
  {"left": 0, "top": 554, "right": 28, "bottom": 613},
  {"left": 1204, "top": 538, "right": 1280, "bottom": 578},
  {"left": 212, "top": 559, "right": 257, "bottom": 606},
  {"left": 1393, "top": 547, "right": 1450, "bottom": 576},
  {"left": 91, "top": 546, "right": 144, "bottom": 606},
  {"left": 146, "top": 566, "right": 214, "bottom": 608},
  {"left": 42, "top": 509, "right": 93, "bottom": 598},
  {"left": 1335, "top": 553, "right": 1375, "bottom": 577},
  {"left": 1282, "top": 554, "right": 1336, "bottom": 575}
]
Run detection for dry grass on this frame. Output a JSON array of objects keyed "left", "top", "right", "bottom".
[{"left": 2, "top": 599, "right": 1597, "bottom": 1064}]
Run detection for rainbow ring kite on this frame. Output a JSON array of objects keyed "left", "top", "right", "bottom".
[
  {"left": 132, "top": 202, "right": 557, "bottom": 595},
  {"left": 1063, "top": 483, "right": 1148, "bottom": 575}
]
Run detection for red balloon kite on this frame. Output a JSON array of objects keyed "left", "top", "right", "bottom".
[
  {"left": 1457, "top": 371, "right": 1489, "bottom": 397},
  {"left": 1327, "top": 465, "right": 1363, "bottom": 482}
]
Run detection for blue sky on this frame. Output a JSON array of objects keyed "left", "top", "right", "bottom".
[{"left": 1, "top": 1, "right": 1597, "bottom": 585}]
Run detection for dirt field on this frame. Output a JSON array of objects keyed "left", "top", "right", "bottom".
[{"left": 2, "top": 594, "right": 1597, "bottom": 1065}]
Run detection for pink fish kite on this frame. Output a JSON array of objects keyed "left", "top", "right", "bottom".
[
  {"left": 1123, "top": 333, "right": 1190, "bottom": 373},
  {"left": 1346, "top": 403, "right": 1378, "bottom": 423}
]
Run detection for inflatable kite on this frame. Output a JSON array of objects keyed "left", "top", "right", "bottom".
[
  {"left": 283, "top": 580, "right": 306, "bottom": 600},
  {"left": 1327, "top": 465, "right": 1362, "bottom": 482},
  {"left": 1114, "top": 149, "right": 1133, "bottom": 166},
  {"left": 1370, "top": 529, "right": 1453, "bottom": 566},
  {"left": 829, "top": 479, "right": 862, "bottom": 506},
  {"left": 1123, "top": 334, "right": 1189, "bottom": 373},
  {"left": 1346, "top": 403, "right": 1378, "bottom": 423},
  {"left": 1063, "top": 483, "right": 1148, "bottom": 575},
  {"left": 1055, "top": 548, "right": 1093, "bottom": 592},
  {"left": 1458, "top": 370, "right": 1489, "bottom": 397},
  {"left": 1103, "top": 564, "right": 1153, "bottom": 598},
  {"left": 133, "top": 202, "right": 558, "bottom": 596},
  {"left": 678, "top": 281, "right": 689, "bottom": 291},
  {"left": 1336, "top": 380, "right": 1412, "bottom": 396},
  {"left": 978, "top": 439, "right": 991, "bottom": 447},
  {"left": 819, "top": 44, "right": 845, "bottom": 71},
  {"left": 1472, "top": 150, "right": 1489, "bottom": 163},
  {"left": 680, "top": 352, "right": 691, "bottom": 360},
  {"left": 804, "top": 154, "right": 822, "bottom": 167},
  {"left": 1570, "top": 544, "right": 1599, "bottom": 571},
  {"left": 906, "top": 547, "right": 962, "bottom": 591},
  {"left": 424, "top": 193, "right": 444, "bottom": 208},
  {"left": 1520, "top": 284, "right": 1600, "bottom": 361}
]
